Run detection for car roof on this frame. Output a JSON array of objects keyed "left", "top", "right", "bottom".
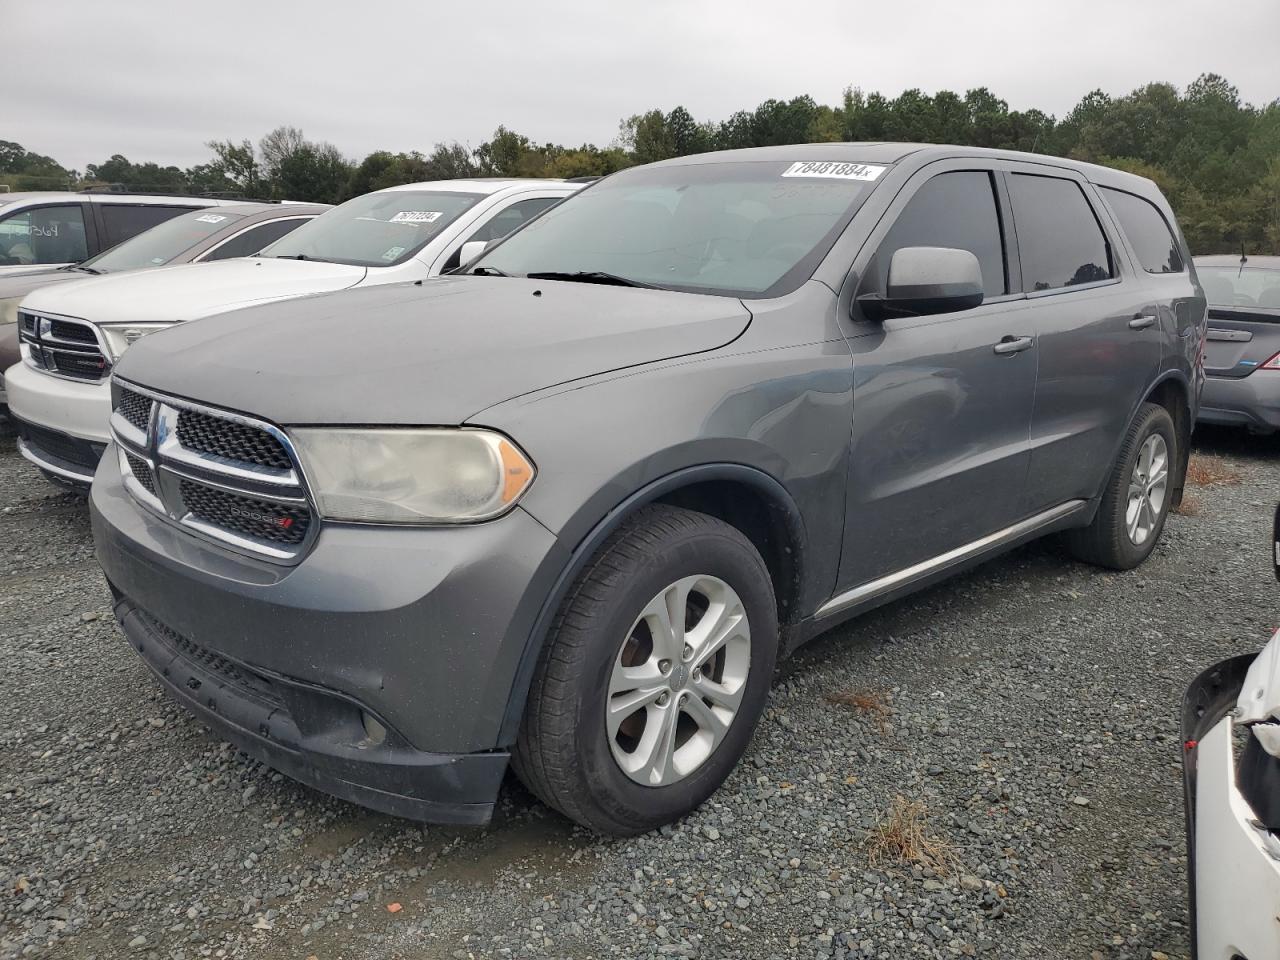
[
  {"left": 1195, "top": 254, "right": 1280, "bottom": 269},
  {"left": 376, "top": 178, "right": 575, "bottom": 196},
  {"left": 215, "top": 202, "right": 331, "bottom": 222},
  {"left": 653, "top": 142, "right": 1167, "bottom": 197},
  {"left": 0, "top": 191, "right": 235, "bottom": 207}
]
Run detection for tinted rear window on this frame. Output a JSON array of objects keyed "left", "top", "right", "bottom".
[
  {"left": 1101, "top": 187, "right": 1183, "bottom": 275},
  {"left": 100, "top": 204, "right": 191, "bottom": 248},
  {"left": 1009, "top": 174, "right": 1112, "bottom": 292}
]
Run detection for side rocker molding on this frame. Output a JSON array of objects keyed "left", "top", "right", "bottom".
[{"left": 495, "top": 463, "right": 807, "bottom": 747}]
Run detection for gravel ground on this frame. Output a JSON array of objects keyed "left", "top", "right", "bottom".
[{"left": 0, "top": 426, "right": 1276, "bottom": 960}]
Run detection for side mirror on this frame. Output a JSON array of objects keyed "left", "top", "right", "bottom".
[
  {"left": 458, "top": 240, "right": 489, "bottom": 269},
  {"left": 859, "top": 246, "right": 984, "bottom": 320}
]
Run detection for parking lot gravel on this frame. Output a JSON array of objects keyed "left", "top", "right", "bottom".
[{"left": 1, "top": 426, "right": 1277, "bottom": 960}]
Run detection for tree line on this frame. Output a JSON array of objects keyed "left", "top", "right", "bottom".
[{"left": 3, "top": 73, "right": 1277, "bottom": 254}]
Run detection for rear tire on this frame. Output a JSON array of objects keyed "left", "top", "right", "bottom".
[
  {"left": 1065, "top": 402, "right": 1176, "bottom": 570},
  {"left": 512, "top": 504, "right": 778, "bottom": 836}
]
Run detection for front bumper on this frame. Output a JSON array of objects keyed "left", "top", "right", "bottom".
[
  {"left": 12, "top": 413, "right": 105, "bottom": 487},
  {"left": 91, "top": 449, "right": 570, "bottom": 823},
  {"left": 1182, "top": 653, "right": 1280, "bottom": 959},
  {"left": 6, "top": 360, "right": 111, "bottom": 483},
  {"left": 1197, "top": 372, "right": 1280, "bottom": 432}
]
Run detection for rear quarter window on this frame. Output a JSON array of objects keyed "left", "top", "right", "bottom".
[{"left": 1099, "top": 186, "right": 1184, "bottom": 275}]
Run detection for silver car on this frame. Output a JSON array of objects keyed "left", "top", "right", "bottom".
[{"left": 1195, "top": 254, "right": 1280, "bottom": 433}]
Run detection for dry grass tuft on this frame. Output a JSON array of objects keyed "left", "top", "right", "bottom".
[
  {"left": 867, "top": 796, "right": 959, "bottom": 875},
  {"left": 826, "top": 688, "right": 892, "bottom": 733},
  {"left": 1185, "top": 455, "right": 1242, "bottom": 487},
  {"left": 1173, "top": 492, "right": 1201, "bottom": 516}
]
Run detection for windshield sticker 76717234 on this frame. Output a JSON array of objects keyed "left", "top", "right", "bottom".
[
  {"left": 781, "top": 161, "right": 886, "bottom": 181},
  {"left": 389, "top": 211, "right": 443, "bottom": 224}
]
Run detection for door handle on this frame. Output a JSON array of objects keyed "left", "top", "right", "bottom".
[
  {"left": 993, "top": 335, "right": 1034, "bottom": 355},
  {"left": 1129, "top": 314, "right": 1158, "bottom": 330}
]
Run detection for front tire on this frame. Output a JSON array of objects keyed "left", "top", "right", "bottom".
[
  {"left": 513, "top": 504, "right": 778, "bottom": 835},
  {"left": 1065, "top": 402, "right": 1176, "bottom": 570}
]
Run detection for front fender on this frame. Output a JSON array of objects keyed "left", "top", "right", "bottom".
[{"left": 474, "top": 343, "right": 855, "bottom": 746}]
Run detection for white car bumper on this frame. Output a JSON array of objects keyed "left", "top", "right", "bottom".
[
  {"left": 5, "top": 361, "right": 111, "bottom": 485},
  {"left": 1184, "top": 634, "right": 1280, "bottom": 960}
]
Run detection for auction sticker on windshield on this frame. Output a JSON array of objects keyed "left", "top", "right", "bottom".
[
  {"left": 781, "top": 162, "right": 886, "bottom": 181},
  {"left": 195, "top": 214, "right": 228, "bottom": 224},
  {"left": 390, "top": 211, "right": 443, "bottom": 224}
]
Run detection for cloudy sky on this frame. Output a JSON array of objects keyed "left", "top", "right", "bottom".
[{"left": 8, "top": 0, "right": 1278, "bottom": 172}]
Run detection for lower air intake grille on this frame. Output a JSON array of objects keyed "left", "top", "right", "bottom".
[
  {"left": 17, "top": 419, "right": 105, "bottom": 471},
  {"left": 179, "top": 479, "right": 309, "bottom": 546},
  {"left": 177, "top": 409, "right": 292, "bottom": 470},
  {"left": 136, "top": 610, "right": 282, "bottom": 710}
]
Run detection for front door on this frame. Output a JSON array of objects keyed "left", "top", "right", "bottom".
[{"left": 837, "top": 165, "right": 1039, "bottom": 591}]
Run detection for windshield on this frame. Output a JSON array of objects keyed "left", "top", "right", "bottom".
[
  {"left": 84, "top": 209, "right": 248, "bottom": 272},
  {"left": 474, "top": 160, "right": 885, "bottom": 297},
  {"left": 260, "top": 190, "right": 482, "bottom": 267},
  {"left": 1198, "top": 265, "right": 1280, "bottom": 309}
]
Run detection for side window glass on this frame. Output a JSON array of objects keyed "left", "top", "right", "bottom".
[
  {"left": 99, "top": 205, "right": 188, "bottom": 248},
  {"left": 1099, "top": 186, "right": 1184, "bottom": 274},
  {"left": 1008, "top": 175, "right": 1113, "bottom": 291},
  {"left": 203, "top": 218, "right": 310, "bottom": 261},
  {"left": 872, "top": 171, "right": 1006, "bottom": 299},
  {"left": 442, "top": 197, "right": 561, "bottom": 272},
  {"left": 0, "top": 205, "right": 89, "bottom": 265}
]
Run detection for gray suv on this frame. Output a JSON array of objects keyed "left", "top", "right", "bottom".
[{"left": 90, "top": 144, "right": 1205, "bottom": 834}]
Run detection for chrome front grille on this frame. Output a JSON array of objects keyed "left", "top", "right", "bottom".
[
  {"left": 177, "top": 409, "right": 292, "bottom": 470},
  {"left": 109, "top": 379, "right": 315, "bottom": 562},
  {"left": 18, "top": 310, "right": 111, "bottom": 382},
  {"left": 117, "top": 388, "right": 153, "bottom": 433}
]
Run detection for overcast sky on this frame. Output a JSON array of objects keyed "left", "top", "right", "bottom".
[{"left": 8, "top": 0, "right": 1278, "bottom": 172}]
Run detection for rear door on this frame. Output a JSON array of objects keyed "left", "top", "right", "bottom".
[{"left": 1010, "top": 167, "right": 1165, "bottom": 513}]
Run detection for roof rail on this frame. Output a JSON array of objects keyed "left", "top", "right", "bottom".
[
  {"left": 78, "top": 186, "right": 277, "bottom": 203},
  {"left": 565, "top": 176, "right": 602, "bottom": 184}
]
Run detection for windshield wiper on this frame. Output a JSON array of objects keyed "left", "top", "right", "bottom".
[
  {"left": 72, "top": 264, "right": 103, "bottom": 275},
  {"left": 525, "top": 270, "right": 657, "bottom": 289},
  {"left": 274, "top": 253, "right": 311, "bottom": 261},
  {"left": 470, "top": 265, "right": 510, "bottom": 277}
]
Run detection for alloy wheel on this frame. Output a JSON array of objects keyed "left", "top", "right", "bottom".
[
  {"left": 1126, "top": 433, "right": 1169, "bottom": 546},
  {"left": 607, "top": 575, "right": 751, "bottom": 786}
]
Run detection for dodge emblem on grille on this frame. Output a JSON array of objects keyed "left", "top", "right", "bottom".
[{"left": 225, "top": 504, "right": 293, "bottom": 528}]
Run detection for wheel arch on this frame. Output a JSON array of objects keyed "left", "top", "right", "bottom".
[
  {"left": 496, "top": 462, "right": 808, "bottom": 746},
  {"left": 1141, "top": 371, "right": 1194, "bottom": 507}
]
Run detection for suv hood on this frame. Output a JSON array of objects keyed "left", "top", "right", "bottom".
[
  {"left": 18, "top": 258, "right": 367, "bottom": 325},
  {"left": 115, "top": 277, "right": 752, "bottom": 424}
]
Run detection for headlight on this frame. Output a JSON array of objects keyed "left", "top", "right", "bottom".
[
  {"left": 99, "top": 323, "right": 171, "bottom": 360},
  {"left": 290, "top": 428, "right": 535, "bottom": 524}
]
